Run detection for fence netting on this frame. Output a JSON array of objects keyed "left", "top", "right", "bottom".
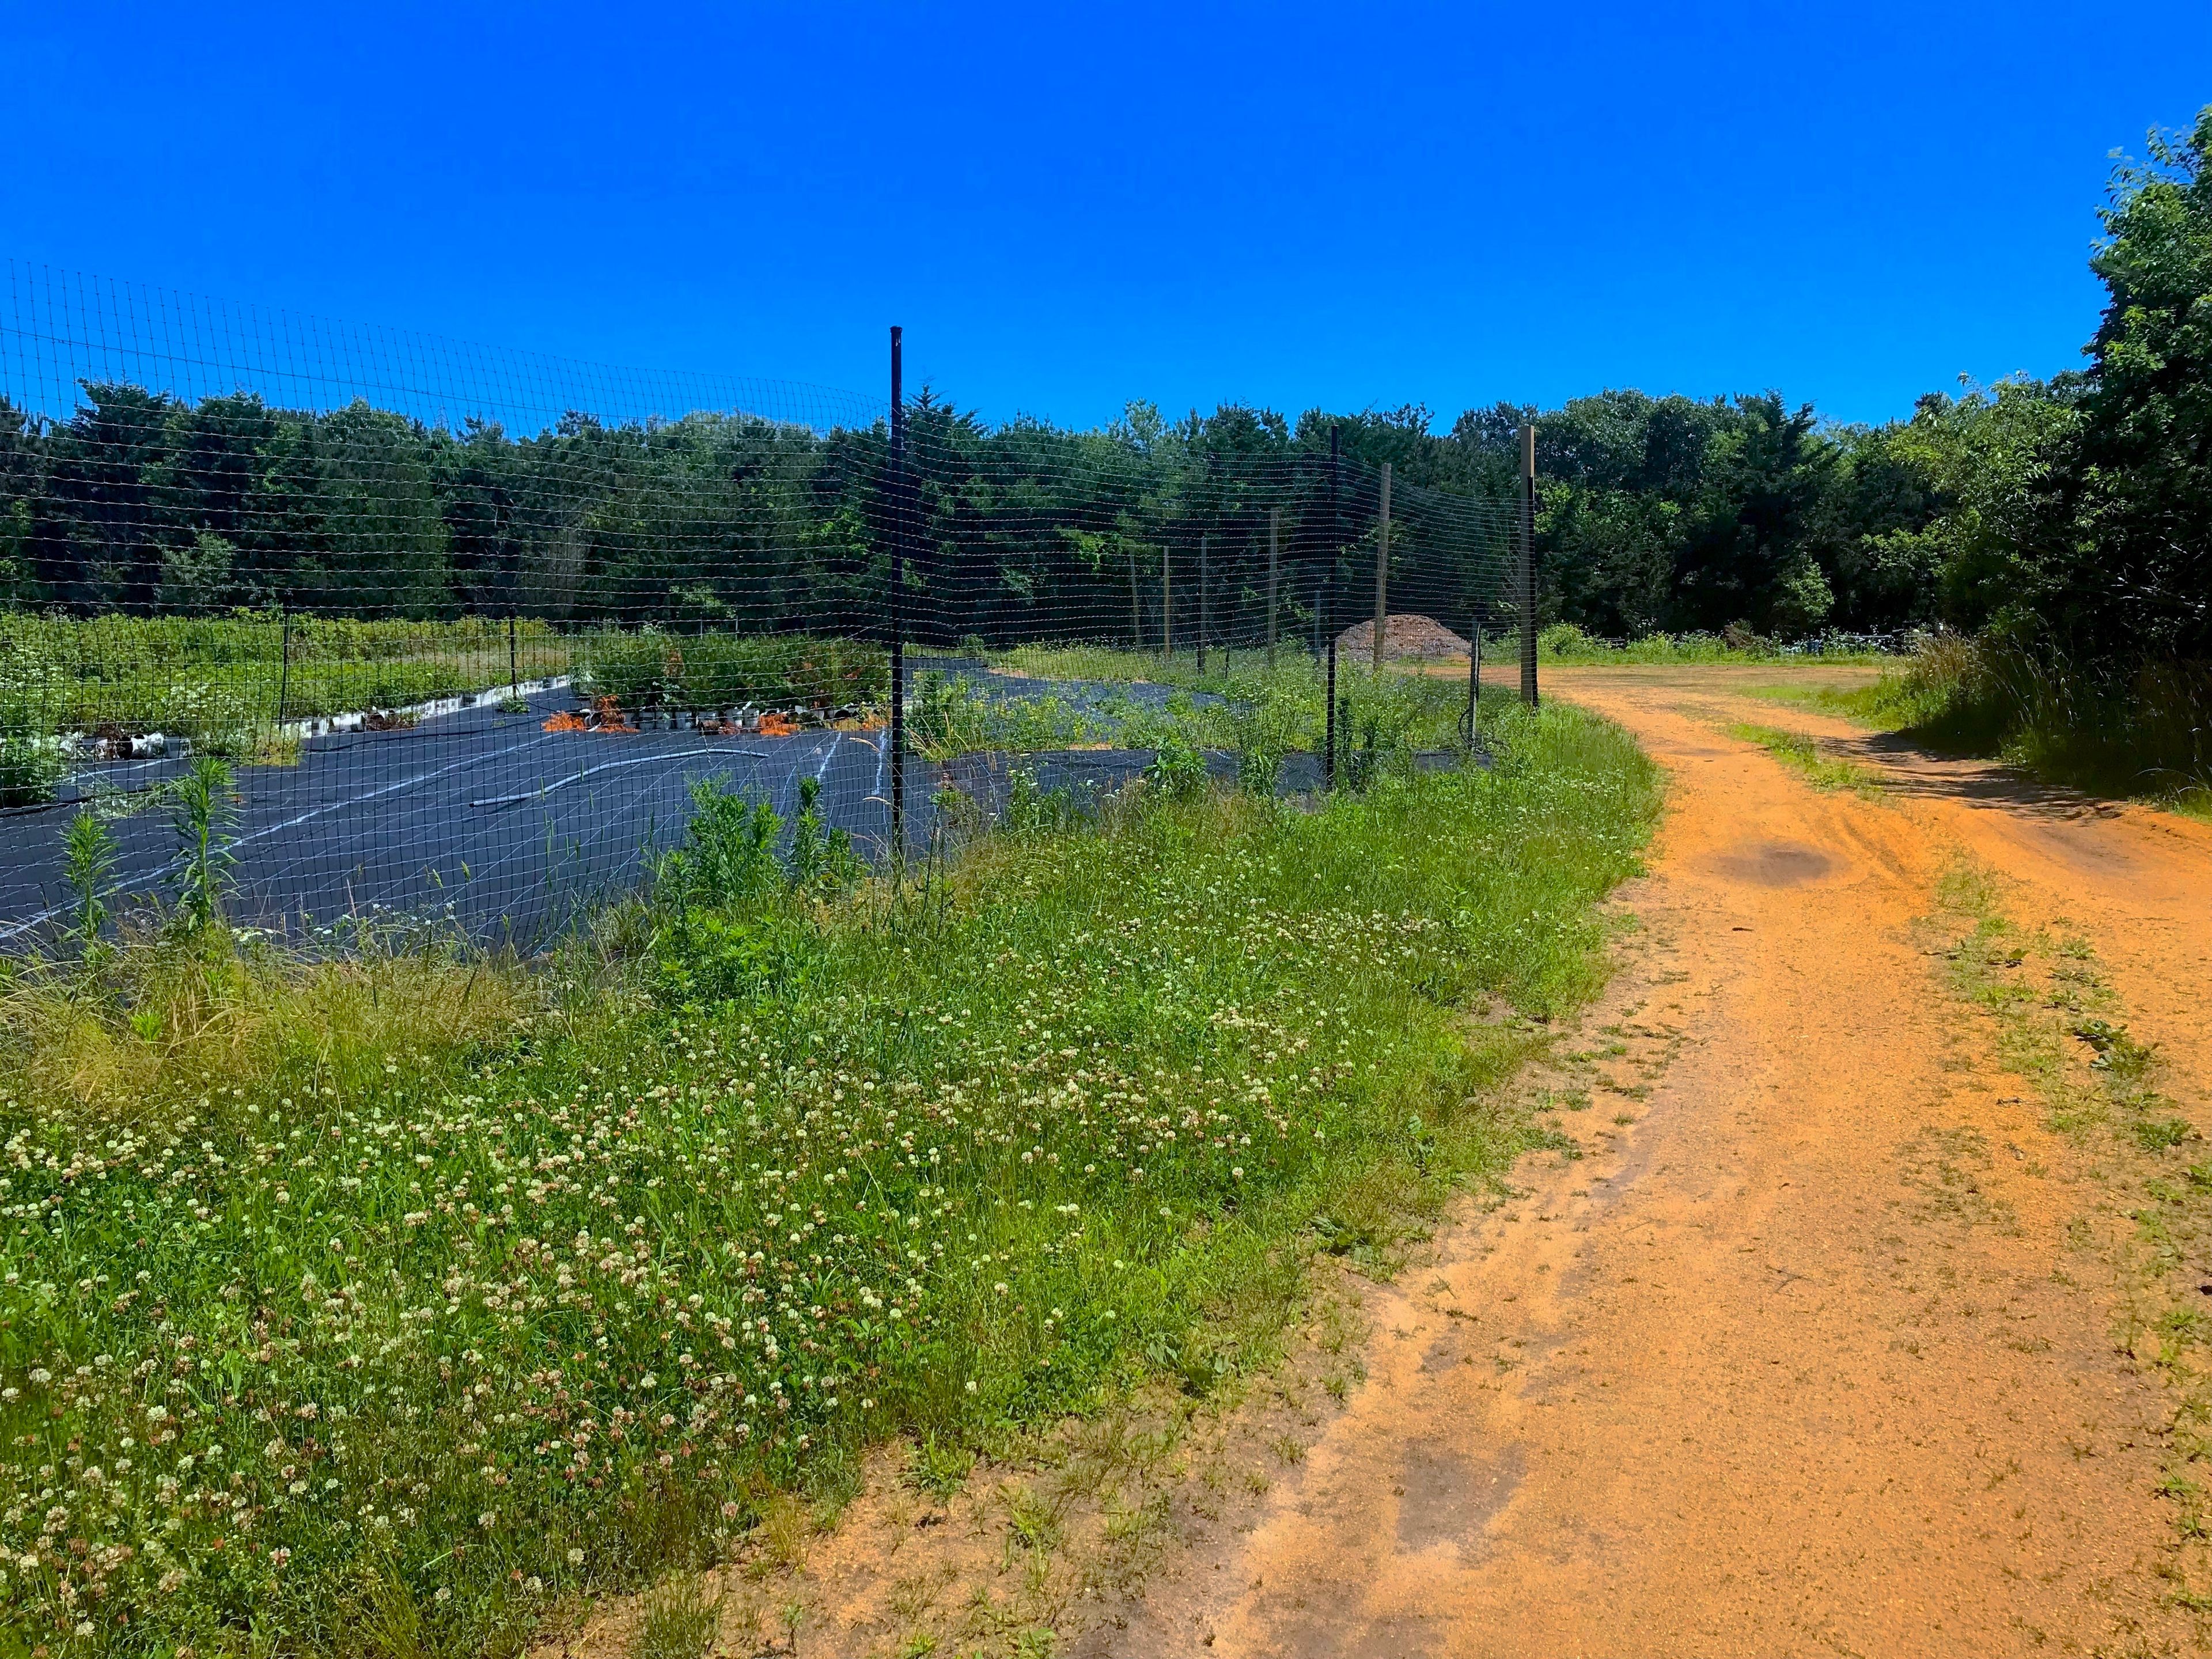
[{"left": 0, "top": 263, "right": 1522, "bottom": 947}]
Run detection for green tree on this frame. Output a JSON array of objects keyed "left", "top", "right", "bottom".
[{"left": 2047, "top": 105, "right": 2212, "bottom": 664}]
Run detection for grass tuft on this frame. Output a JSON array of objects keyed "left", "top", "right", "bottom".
[{"left": 1726, "top": 723, "right": 1883, "bottom": 797}]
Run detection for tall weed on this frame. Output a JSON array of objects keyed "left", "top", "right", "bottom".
[{"left": 1836, "top": 634, "right": 2212, "bottom": 813}]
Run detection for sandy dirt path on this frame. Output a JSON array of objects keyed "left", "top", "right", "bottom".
[{"left": 1090, "top": 665, "right": 2212, "bottom": 1658}]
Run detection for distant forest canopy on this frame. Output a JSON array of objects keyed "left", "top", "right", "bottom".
[
  {"left": 0, "top": 391, "right": 1516, "bottom": 645},
  {"left": 2, "top": 104, "right": 2207, "bottom": 674},
  {"left": 0, "top": 376, "right": 2059, "bottom": 645}
]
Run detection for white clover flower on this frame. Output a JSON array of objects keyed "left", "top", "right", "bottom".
[{"left": 567, "top": 1547, "right": 585, "bottom": 1566}]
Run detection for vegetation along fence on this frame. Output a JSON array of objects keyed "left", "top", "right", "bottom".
[{"left": 0, "top": 264, "right": 1528, "bottom": 946}]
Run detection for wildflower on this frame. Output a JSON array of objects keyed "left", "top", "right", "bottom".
[{"left": 567, "top": 1547, "right": 585, "bottom": 1566}]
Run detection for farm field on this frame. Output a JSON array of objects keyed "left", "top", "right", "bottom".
[
  {"left": 0, "top": 690, "right": 1657, "bottom": 1657},
  {"left": 0, "top": 616, "right": 899, "bottom": 811},
  {"left": 0, "top": 652, "right": 1472, "bottom": 946},
  {"left": 0, "top": 614, "right": 577, "bottom": 740}
]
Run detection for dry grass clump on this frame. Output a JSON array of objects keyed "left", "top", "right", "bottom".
[{"left": 0, "top": 926, "right": 548, "bottom": 1126}]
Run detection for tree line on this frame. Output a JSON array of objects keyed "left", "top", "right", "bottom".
[
  {"left": 2, "top": 106, "right": 2207, "bottom": 685},
  {"left": 0, "top": 382, "right": 1514, "bottom": 647},
  {"left": 1511, "top": 105, "right": 2212, "bottom": 681}
]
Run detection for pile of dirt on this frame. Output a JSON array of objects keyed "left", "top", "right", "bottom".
[{"left": 1334, "top": 612, "right": 1471, "bottom": 662}]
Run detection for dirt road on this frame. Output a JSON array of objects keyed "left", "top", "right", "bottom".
[{"left": 1107, "top": 665, "right": 2212, "bottom": 1657}]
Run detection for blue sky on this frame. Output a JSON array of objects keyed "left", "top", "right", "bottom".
[{"left": 3, "top": 1, "right": 2209, "bottom": 432}]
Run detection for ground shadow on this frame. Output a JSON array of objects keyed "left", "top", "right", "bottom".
[{"left": 1832, "top": 729, "right": 2133, "bottom": 822}]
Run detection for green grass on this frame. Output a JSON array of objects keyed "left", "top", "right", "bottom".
[
  {"left": 1924, "top": 863, "right": 2212, "bottom": 1562},
  {"left": 0, "top": 612, "right": 576, "bottom": 749},
  {"left": 965, "top": 646, "right": 1476, "bottom": 765},
  {"left": 1726, "top": 723, "right": 1883, "bottom": 797},
  {"left": 637, "top": 1572, "right": 721, "bottom": 1659},
  {"left": 1745, "top": 670, "right": 1952, "bottom": 731},
  {"left": 0, "top": 695, "right": 1657, "bottom": 1658},
  {"left": 573, "top": 632, "right": 886, "bottom": 714},
  {"left": 1751, "top": 636, "right": 2212, "bottom": 822},
  {"left": 1529, "top": 623, "right": 1893, "bottom": 665}
]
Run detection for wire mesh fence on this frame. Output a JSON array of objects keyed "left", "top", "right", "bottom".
[{"left": 0, "top": 262, "right": 1524, "bottom": 948}]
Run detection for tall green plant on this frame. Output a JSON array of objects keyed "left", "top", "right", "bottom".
[
  {"left": 167, "top": 755, "right": 238, "bottom": 930},
  {"left": 61, "top": 806, "right": 118, "bottom": 959},
  {"left": 787, "top": 775, "right": 862, "bottom": 895},
  {"left": 657, "top": 777, "right": 783, "bottom": 908}
]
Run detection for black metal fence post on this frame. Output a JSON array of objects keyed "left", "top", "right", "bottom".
[
  {"left": 276, "top": 605, "right": 292, "bottom": 728},
  {"left": 1518, "top": 422, "right": 1539, "bottom": 707},
  {"left": 889, "top": 325, "right": 907, "bottom": 869},
  {"left": 1198, "top": 531, "right": 1209, "bottom": 677},
  {"left": 1324, "top": 424, "right": 1340, "bottom": 790},
  {"left": 1373, "top": 460, "right": 1390, "bottom": 672},
  {"left": 1468, "top": 611, "right": 1483, "bottom": 748},
  {"left": 1267, "top": 505, "right": 1280, "bottom": 671},
  {"left": 1161, "top": 543, "right": 1172, "bottom": 660}
]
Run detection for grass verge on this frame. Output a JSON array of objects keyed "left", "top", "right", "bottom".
[
  {"left": 1759, "top": 635, "right": 2212, "bottom": 822},
  {"left": 1726, "top": 723, "right": 1883, "bottom": 798},
  {"left": 0, "top": 696, "right": 1657, "bottom": 1658},
  {"left": 1924, "top": 864, "right": 2212, "bottom": 1604},
  {"left": 1529, "top": 622, "right": 1892, "bottom": 665}
]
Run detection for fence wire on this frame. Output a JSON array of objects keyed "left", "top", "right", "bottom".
[{"left": 0, "top": 262, "right": 1522, "bottom": 947}]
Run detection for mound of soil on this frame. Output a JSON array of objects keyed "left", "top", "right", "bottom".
[{"left": 1334, "top": 612, "right": 1471, "bottom": 662}]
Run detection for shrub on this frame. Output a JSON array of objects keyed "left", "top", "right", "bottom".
[
  {"left": 0, "top": 733, "right": 60, "bottom": 807},
  {"left": 575, "top": 631, "right": 888, "bottom": 713},
  {"left": 1836, "top": 632, "right": 2212, "bottom": 810},
  {"left": 1143, "top": 733, "right": 1210, "bottom": 800}
]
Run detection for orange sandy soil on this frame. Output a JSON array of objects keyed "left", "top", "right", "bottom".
[{"left": 543, "top": 664, "right": 2212, "bottom": 1659}]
